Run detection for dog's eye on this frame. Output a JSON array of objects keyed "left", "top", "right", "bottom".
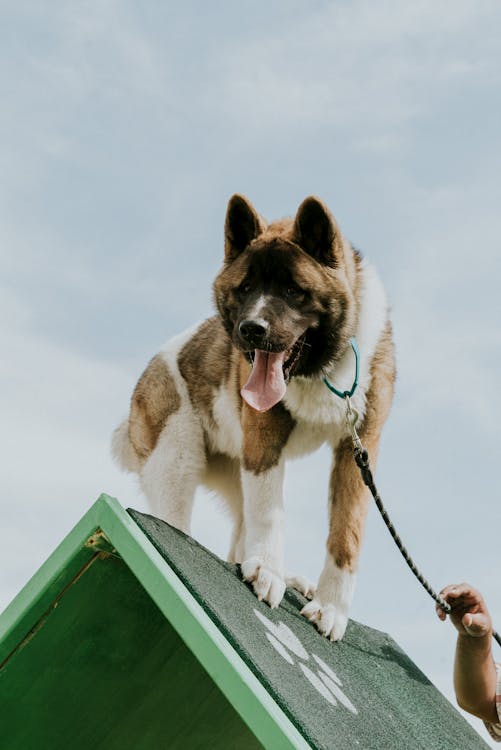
[
  {"left": 286, "top": 285, "right": 304, "bottom": 299},
  {"left": 239, "top": 282, "right": 252, "bottom": 294}
]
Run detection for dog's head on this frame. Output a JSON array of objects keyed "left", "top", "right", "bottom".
[{"left": 213, "top": 194, "right": 358, "bottom": 411}]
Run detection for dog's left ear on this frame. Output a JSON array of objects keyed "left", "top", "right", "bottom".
[
  {"left": 293, "top": 197, "right": 337, "bottom": 267},
  {"left": 225, "top": 194, "right": 264, "bottom": 261}
]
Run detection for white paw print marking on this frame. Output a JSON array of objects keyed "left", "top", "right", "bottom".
[
  {"left": 253, "top": 609, "right": 358, "bottom": 715},
  {"left": 254, "top": 609, "right": 309, "bottom": 659},
  {"left": 265, "top": 633, "right": 294, "bottom": 665}
]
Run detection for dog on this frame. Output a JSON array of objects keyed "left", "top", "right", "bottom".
[{"left": 112, "top": 194, "right": 395, "bottom": 641}]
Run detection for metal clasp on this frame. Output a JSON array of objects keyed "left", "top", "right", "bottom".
[{"left": 345, "top": 395, "right": 363, "bottom": 452}]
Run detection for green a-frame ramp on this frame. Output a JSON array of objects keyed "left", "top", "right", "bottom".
[{"left": 0, "top": 495, "right": 489, "bottom": 749}]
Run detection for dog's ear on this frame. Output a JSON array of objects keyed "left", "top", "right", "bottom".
[
  {"left": 293, "top": 197, "right": 337, "bottom": 266},
  {"left": 225, "top": 194, "right": 263, "bottom": 261}
]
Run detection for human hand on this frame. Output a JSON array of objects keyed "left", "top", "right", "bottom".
[{"left": 436, "top": 583, "right": 492, "bottom": 638}]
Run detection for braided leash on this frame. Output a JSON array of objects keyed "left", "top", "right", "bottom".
[
  {"left": 354, "top": 440, "right": 452, "bottom": 612},
  {"left": 350, "top": 425, "right": 501, "bottom": 648},
  {"left": 323, "top": 340, "right": 501, "bottom": 648}
]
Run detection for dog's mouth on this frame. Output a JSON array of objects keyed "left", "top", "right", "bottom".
[{"left": 241, "top": 334, "right": 307, "bottom": 412}]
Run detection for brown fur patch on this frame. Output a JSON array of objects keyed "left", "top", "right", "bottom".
[
  {"left": 129, "top": 355, "right": 181, "bottom": 459},
  {"left": 359, "top": 320, "right": 396, "bottom": 440},
  {"left": 238, "top": 355, "right": 252, "bottom": 411},
  {"left": 327, "top": 321, "right": 396, "bottom": 570},
  {"left": 328, "top": 438, "right": 369, "bottom": 570},
  {"left": 178, "top": 317, "right": 235, "bottom": 427},
  {"left": 240, "top": 375, "right": 296, "bottom": 474}
]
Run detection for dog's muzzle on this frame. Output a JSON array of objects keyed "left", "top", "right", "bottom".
[{"left": 238, "top": 318, "right": 269, "bottom": 348}]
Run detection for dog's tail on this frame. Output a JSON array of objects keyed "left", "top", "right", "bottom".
[{"left": 111, "top": 419, "right": 142, "bottom": 474}]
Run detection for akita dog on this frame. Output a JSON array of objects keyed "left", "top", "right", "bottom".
[{"left": 113, "top": 194, "right": 395, "bottom": 641}]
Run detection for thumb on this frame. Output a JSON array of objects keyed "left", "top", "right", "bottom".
[{"left": 462, "top": 612, "right": 491, "bottom": 637}]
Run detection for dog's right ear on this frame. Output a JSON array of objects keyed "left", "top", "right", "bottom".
[
  {"left": 224, "top": 194, "right": 263, "bottom": 261},
  {"left": 293, "top": 197, "right": 338, "bottom": 267}
]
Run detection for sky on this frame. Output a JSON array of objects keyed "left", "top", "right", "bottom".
[{"left": 1, "top": 1, "right": 500, "bottom": 744}]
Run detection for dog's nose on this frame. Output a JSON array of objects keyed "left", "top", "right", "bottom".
[{"left": 239, "top": 318, "right": 269, "bottom": 345}]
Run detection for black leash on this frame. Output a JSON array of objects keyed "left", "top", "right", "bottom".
[
  {"left": 324, "top": 341, "right": 500, "bottom": 647},
  {"left": 354, "top": 445, "right": 452, "bottom": 612},
  {"left": 345, "top": 398, "right": 501, "bottom": 649}
]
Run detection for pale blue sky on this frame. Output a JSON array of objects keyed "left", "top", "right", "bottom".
[{"left": 1, "top": 2, "right": 500, "bottom": 743}]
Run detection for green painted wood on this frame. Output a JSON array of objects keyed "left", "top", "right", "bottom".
[
  {"left": 0, "top": 495, "right": 311, "bottom": 750},
  {"left": 0, "top": 501, "right": 105, "bottom": 665},
  {"left": 0, "top": 551, "right": 262, "bottom": 749},
  {"left": 91, "top": 496, "right": 311, "bottom": 750}
]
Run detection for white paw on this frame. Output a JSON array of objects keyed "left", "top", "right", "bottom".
[
  {"left": 301, "top": 599, "right": 349, "bottom": 641},
  {"left": 242, "top": 557, "right": 286, "bottom": 609},
  {"left": 285, "top": 573, "right": 316, "bottom": 600}
]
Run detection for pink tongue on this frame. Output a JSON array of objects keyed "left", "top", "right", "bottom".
[{"left": 241, "top": 350, "right": 287, "bottom": 412}]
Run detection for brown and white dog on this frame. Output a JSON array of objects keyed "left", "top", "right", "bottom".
[{"left": 112, "top": 194, "right": 395, "bottom": 641}]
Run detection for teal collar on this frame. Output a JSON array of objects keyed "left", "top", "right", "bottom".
[{"left": 322, "top": 337, "right": 360, "bottom": 399}]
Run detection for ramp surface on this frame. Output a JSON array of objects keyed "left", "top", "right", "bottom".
[{"left": 130, "top": 509, "right": 489, "bottom": 750}]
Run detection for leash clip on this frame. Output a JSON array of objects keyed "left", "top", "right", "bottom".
[{"left": 345, "top": 395, "right": 363, "bottom": 453}]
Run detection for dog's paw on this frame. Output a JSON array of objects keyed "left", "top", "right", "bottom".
[
  {"left": 301, "top": 559, "right": 355, "bottom": 641},
  {"left": 301, "top": 600, "right": 348, "bottom": 642},
  {"left": 242, "top": 557, "right": 286, "bottom": 609},
  {"left": 285, "top": 573, "right": 316, "bottom": 600}
]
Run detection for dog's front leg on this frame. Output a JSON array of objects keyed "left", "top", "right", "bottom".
[
  {"left": 302, "top": 436, "right": 372, "bottom": 640},
  {"left": 240, "top": 461, "right": 286, "bottom": 608},
  {"left": 302, "top": 329, "right": 395, "bottom": 640},
  {"left": 239, "top": 401, "right": 294, "bottom": 609}
]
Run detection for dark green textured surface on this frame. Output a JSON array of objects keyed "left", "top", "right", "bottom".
[
  {"left": 0, "top": 551, "right": 262, "bottom": 750},
  {"left": 129, "top": 510, "right": 490, "bottom": 750}
]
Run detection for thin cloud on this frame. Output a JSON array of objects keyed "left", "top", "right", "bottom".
[{"left": 214, "top": 0, "right": 498, "bottom": 138}]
